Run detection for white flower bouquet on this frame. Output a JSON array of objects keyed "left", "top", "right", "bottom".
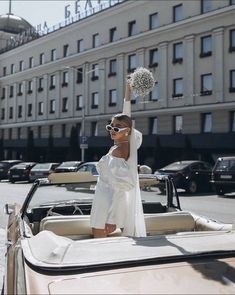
[{"left": 128, "top": 67, "right": 155, "bottom": 97}]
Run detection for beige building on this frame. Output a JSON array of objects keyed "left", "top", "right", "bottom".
[{"left": 0, "top": 0, "right": 235, "bottom": 169}]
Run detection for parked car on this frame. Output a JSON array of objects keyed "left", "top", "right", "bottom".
[
  {"left": 210, "top": 156, "right": 235, "bottom": 195},
  {"left": 155, "top": 160, "right": 213, "bottom": 194},
  {"left": 29, "top": 162, "right": 59, "bottom": 182},
  {"left": 3, "top": 173, "right": 234, "bottom": 294},
  {"left": 8, "top": 162, "right": 37, "bottom": 183},
  {"left": 0, "top": 160, "right": 23, "bottom": 180},
  {"left": 54, "top": 161, "right": 83, "bottom": 173},
  {"left": 76, "top": 161, "right": 98, "bottom": 175}
]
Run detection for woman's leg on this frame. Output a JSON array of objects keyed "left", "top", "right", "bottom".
[{"left": 92, "top": 228, "right": 107, "bottom": 238}]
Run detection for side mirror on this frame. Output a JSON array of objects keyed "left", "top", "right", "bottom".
[{"left": 4, "top": 204, "right": 14, "bottom": 215}]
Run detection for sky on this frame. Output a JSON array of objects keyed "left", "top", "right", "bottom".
[{"left": 0, "top": 0, "right": 97, "bottom": 28}]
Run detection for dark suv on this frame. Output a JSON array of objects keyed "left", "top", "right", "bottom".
[
  {"left": 0, "top": 160, "right": 23, "bottom": 180},
  {"left": 211, "top": 156, "right": 235, "bottom": 195}
]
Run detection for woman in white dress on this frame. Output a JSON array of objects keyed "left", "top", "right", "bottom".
[{"left": 90, "top": 81, "right": 146, "bottom": 238}]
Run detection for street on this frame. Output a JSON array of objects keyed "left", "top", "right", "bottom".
[{"left": 0, "top": 181, "right": 235, "bottom": 290}]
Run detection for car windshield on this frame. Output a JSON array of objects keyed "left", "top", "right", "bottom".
[
  {"left": 160, "top": 162, "right": 191, "bottom": 171},
  {"left": 12, "top": 164, "right": 27, "bottom": 169},
  {"left": 32, "top": 164, "right": 51, "bottom": 170},
  {"left": 215, "top": 159, "right": 235, "bottom": 171},
  {"left": 59, "top": 162, "right": 78, "bottom": 167}
]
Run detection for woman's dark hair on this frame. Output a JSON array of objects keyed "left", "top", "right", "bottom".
[{"left": 112, "top": 113, "right": 132, "bottom": 128}]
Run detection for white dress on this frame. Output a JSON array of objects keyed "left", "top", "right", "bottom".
[{"left": 90, "top": 101, "right": 146, "bottom": 237}]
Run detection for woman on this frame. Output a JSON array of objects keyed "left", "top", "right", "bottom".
[{"left": 90, "top": 81, "right": 146, "bottom": 238}]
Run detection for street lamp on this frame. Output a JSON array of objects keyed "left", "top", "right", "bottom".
[{"left": 65, "top": 66, "right": 104, "bottom": 162}]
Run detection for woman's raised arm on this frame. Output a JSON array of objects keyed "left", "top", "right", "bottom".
[{"left": 123, "top": 81, "right": 131, "bottom": 116}]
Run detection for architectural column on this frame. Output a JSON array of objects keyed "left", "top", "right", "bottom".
[
  {"left": 43, "top": 74, "right": 49, "bottom": 121},
  {"left": 213, "top": 27, "right": 224, "bottom": 103},
  {"left": 68, "top": 68, "right": 75, "bottom": 117},
  {"left": 159, "top": 42, "right": 168, "bottom": 108},
  {"left": 84, "top": 62, "right": 89, "bottom": 117},
  {"left": 32, "top": 77, "right": 37, "bottom": 121},
  {"left": 55, "top": 71, "right": 61, "bottom": 119},
  {"left": 184, "top": 35, "right": 195, "bottom": 105},
  {"left": 117, "top": 53, "right": 125, "bottom": 111},
  {"left": 22, "top": 80, "right": 26, "bottom": 122},
  {"left": 137, "top": 48, "right": 145, "bottom": 67},
  {"left": 98, "top": 58, "right": 106, "bottom": 114}
]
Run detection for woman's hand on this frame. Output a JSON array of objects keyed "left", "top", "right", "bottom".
[{"left": 105, "top": 223, "right": 116, "bottom": 234}]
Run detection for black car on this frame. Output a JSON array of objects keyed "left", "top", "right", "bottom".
[
  {"left": 210, "top": 156, "right": 235, "bottom": 195},
  {"left": 8, "top": 162, "right": 37, "bottom": 183},
  {"left": 54, "top": 161, "right": 83, "bottom": 173},
  {"left": 154, "top": 160, "right": 213, "bottom": 194},
  {"left": 0, "top": 160, "right": 23, "bottom": 180}
]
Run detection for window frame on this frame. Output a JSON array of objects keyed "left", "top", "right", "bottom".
[
  {"left": 173, "top": 42, "right": 183, "bottom": 64},
  {"left": 63, "top": 44, "right": 69, "bottom": 58},
  {"left": 91, "top": 92, "right": 99, "bottom": 109},
  {"left": 77, "top": 39, "right": 84, "bottom": 53},
  {"left": 109, "top": 89, "right": 117, "bottom": 106},
  {"left": 173, "top": 4, "right": 183, "bottom": 22},
  {"left": 200, "top": 35, "right": 212, "bottom": 57},
  {"left": 128, "top": 20, "right": 137, "bottom": 37},
  {"left": 92, "top": 33, "right": 99, "bottom": 48},
  {"left": 49, "top": 99, "right": 56, "bottom": 114},
  {"left": 173, "top": 78, "right": 183, "bottom": 98},
  {"left": 201, "top": 0, "right": 212, "bottom": 14},
  {"left": 149, "top": 12, "right": 158, "bottom": 30},
  {"left": 201, "top": 112, "right": 212, "bottom": 133},
  {"left": 230, "top": 69, "right": 235, "bottom": 92},
  {"left": 62, "top": 97, "right": 68, "bottom": 112},
  {"left": 174, "top": 115, "right": 183, "bottom": 134},
  {"left": 110, "top": 27, "right": 117, "bottom": 42},
  {"left": 128, "top": 54, "right": 137, "bottom": 73},
  {"left": 229, "top": 29, "right": 235, "bottom": 52},
  {"left": 149, "top": 48, "right": 158, "bottom": 68},
  {"left": 200, "top": 73, "right": 213, "bottom": 96}
]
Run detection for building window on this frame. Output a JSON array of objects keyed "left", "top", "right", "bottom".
[
  {"left": 230, "top": 0, "right": 235, "bottom": 4},
  {"left": 77, "top": 39, "right": 84, "bottom": 53},
  {"left": 17, "top": 128, "right": 21, "bottom": 139},
  {"left": 92, "top": 33, "right": 99, "bottom": 48},
  {"left": 230, "top": 70, "right": 235, "bottom": 92},
  {"left": 149, "top": 13, "right": 158, "bottom": 30},
  {"left": 76, "top": 68, "right": 83, "bottom": 83},
  {"left": 76, "top": 95, "right": 83, "bottom": 110},
  {"left": 202, "top": 113, "right": 212, "bottom": 133},
  {"left": 18, "top": 83, "right": 23, "bottom": 96},
  {"left": 51, "top": 49, "right": 56, "bottom": 61},
  {"left": 62, "top": 71, "right": 68, "bottom": 87},
  {"left": 19, "top": 60, "right": 24, "bottom": 71},
  {"left": 173, "top": 78, "right": 183, "bottom": 97},
  {"left": 9, "top": 107, "right": 13, "bottom": 119},
  {"left": 62, "top": 97, "right": 68, "bottom": 112},
  {"left": 1, "top": 87, "right": 5, "bottom": 99},
  {"left": 173, "top": 42, "right": 183, "bottom": 63},
  {"left": 10, "top": 64, "right": 15, "bottom": 74},
  {"left": 38, "top": 102, "right": 43, "bottom": 115},
  {"left": 50, "top": 75, "right": 56, "bottom": 90},
  {"left": 3, "top": 66, "right": 6, "bottom": 76},
  {"left": 174, "top": 115, "right": 183, "bottom": 134},
  {"left": 110, "top": 27, "right": 117, "bottom": 42},
  {"left": 29, "top": 56, "right": 34, "bottom": 68},
  {"left": 201, "top": 0, "right": 212, "bottom": 13},
  {"left": 38, "top": 77, "right": 44, "bottom": 92},
  {"left": 149, "top": 48, "right": 158, "bottom": 68},
  {"left": 108, "top": 59, "right": 117, "bottom": 77},
  {"left": 61, "top": 124, "right": 66, "bottom": 138},
  {"left": 91, "top": 64, "right": 99, "bottom": 81},
  {"left": 1, "top": 108, "right": 5, "bottom": 120},
  {"left": 200, "top": 35, "right": 212, "bottom": 57},
  {"left": 229, "top": 29, "right": 235, "bottom": 52},
  {"left": 28, "top": 104, "right": 32, "bottom": 117},
  {"left": 9, "top": 85, "right": 14, "bottom": 97},
  {"left": 91, "top": 122, "right": 98, "bottom": 136},
  {"left": 91, "top": 92, "right": 99, "bottom": 108},
  {"left": 109, "top": 89, "right": 117, "bottom": 106},
  {"left": 150, "top": 82, "right": 159, "bottom": 101},
  {"left": 28, "top": 80, "right": 33, "bottom": 94},
  {"left": 128, "top": 20, "right": 137, "bottom": 36},
  {"left": 173, "top": 4, "right": 183, "bottom": 22},
  {"left": 49, "top": 99, "right": 55, "bottom": 114},
  {"left": 128, "top": 54, "right": 137, "bottom": 72},
  {"left": 149, "top": 117, "right": 158, "bottom": 134},
  {"left": 63, "top": 44, "right": 69, "bottom": 57},
  {"left": 18, "top": 105, "right": 22, "bottom": 118},
  {"left": 230, "top": 111, "right": 235, "bottom": 132},
  {"left": 49, "top": 125, "right": 53, "bottom": 137},
  {"left": 39, "top": 53, "right": 45, "bottom": 65},
  {"left": 201, "top": 73, "right": 212, "bottom": 95}
]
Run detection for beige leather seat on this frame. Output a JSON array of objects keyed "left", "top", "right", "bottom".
[{"left": 39, "top": 211, "right": 196, "bottom": 239}]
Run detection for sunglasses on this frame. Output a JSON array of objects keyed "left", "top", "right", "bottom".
[{"left": 106, "top": 124, "right": 128, "bottom": 133}]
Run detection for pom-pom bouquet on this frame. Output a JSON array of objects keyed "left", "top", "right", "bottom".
[{"left": 127, "top": 67, "right": 155, "bottom": 97}]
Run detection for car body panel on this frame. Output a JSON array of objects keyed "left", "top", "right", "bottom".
[
  {"left": 55, "top": 161, "right": 83, "bottom": 173},
  {"left": 155, "top": 160, "right": 213, "bottom": 193},
  {"left": 23, "top": 257, "right": 235, "bottom": 294},
  {"left": 211, "top": 157, "right": 235, "bottom": 194},
  {"left": 29, "top": 163, "right": 59, "bottom": 181},
  {"left": 0, "top": 160, "right": 23, "bottom": 180}
]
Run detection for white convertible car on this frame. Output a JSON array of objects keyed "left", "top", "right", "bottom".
[{"left": 2, "top": 172, "right": 235, "bottom": 294}]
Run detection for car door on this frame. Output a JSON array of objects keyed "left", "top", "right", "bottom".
[{"left": 191, "top": 163, "right": 211, "bottom": 191}]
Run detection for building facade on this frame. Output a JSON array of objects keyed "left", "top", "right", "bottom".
[{"left": 0, "top": 0, "right": 235, "bottom": 169}]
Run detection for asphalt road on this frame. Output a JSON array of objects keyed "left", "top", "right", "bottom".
[{"left": 0, "top": 181, "right": 235, "bottom": 291}]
